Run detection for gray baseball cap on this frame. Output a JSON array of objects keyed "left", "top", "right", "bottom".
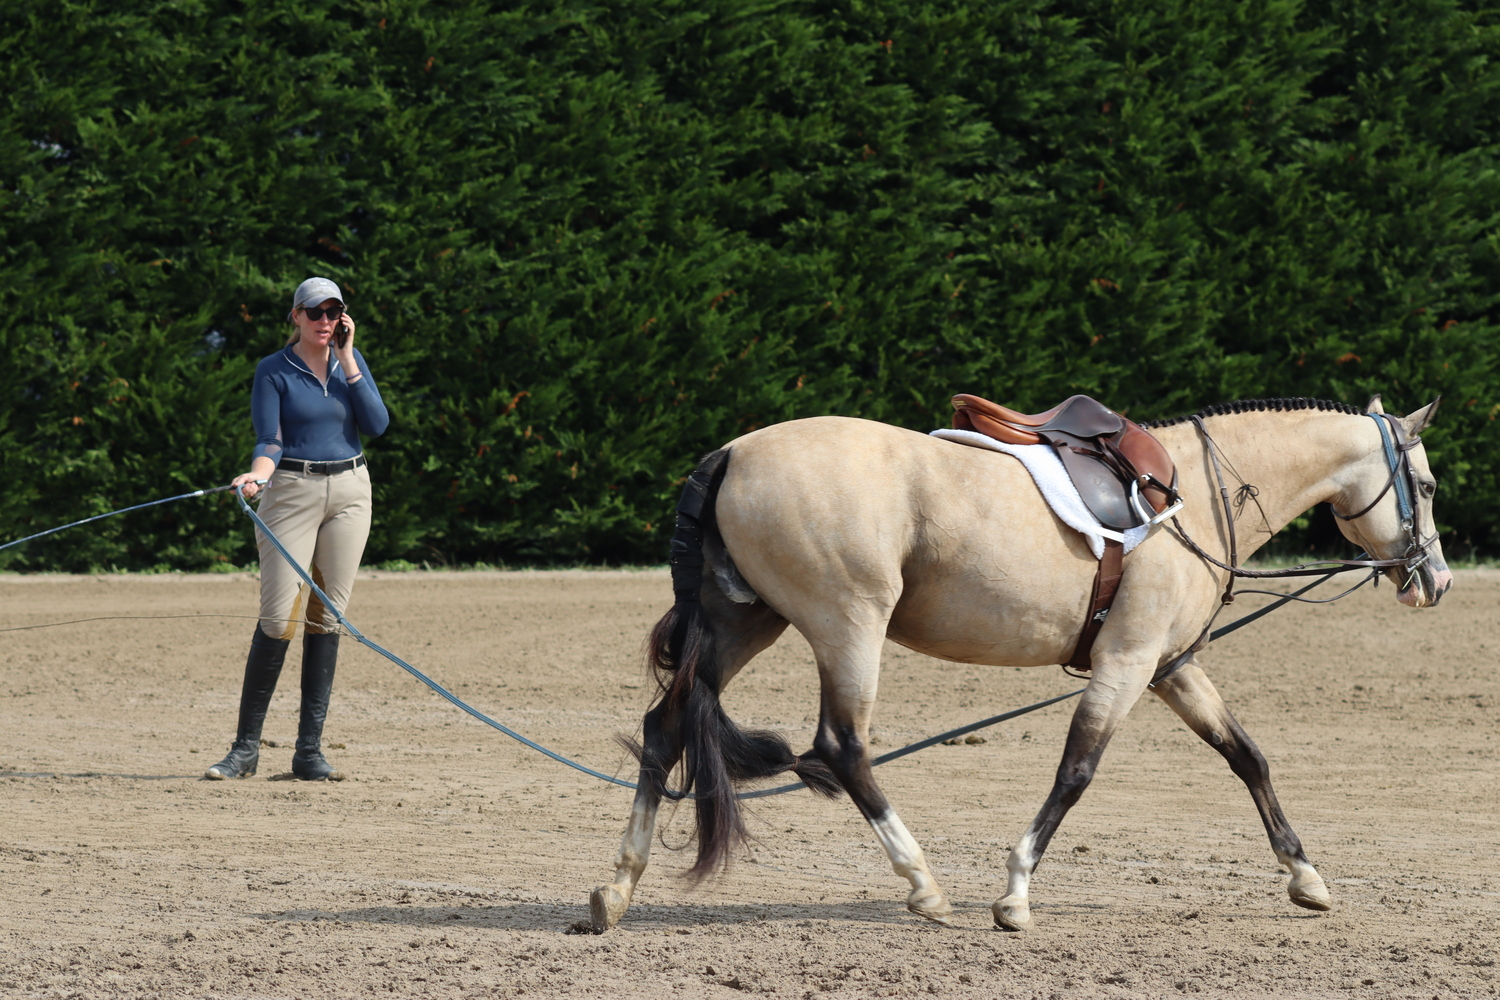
[{"left": 286, "top": 277, "right": 345, "bottom": 321}]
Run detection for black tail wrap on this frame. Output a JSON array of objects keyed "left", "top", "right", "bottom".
[
  {"left": 669, "top": 449, "right": 729, "bottom": 604},
  {"left": 660, "top": 450, "right": 730, "bottom": 678}
]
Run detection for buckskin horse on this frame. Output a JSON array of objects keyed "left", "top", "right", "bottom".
[{"left": 589, "top": 395, "right": 1449, "bottom": 932}]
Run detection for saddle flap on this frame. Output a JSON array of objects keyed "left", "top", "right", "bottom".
[{"left": 1049, "top": 432, "right": 1140, "bottom": 531}]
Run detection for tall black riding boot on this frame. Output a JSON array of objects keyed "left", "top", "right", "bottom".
[
  {"left": 292, "top": 631, "right": 345, "bottom": 781},
  {"left": 205, "top": 629, "right": 290, "bottom": 780}
]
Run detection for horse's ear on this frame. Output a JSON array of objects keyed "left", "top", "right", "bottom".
[
  {"left": 1403, "top": 397, "right": 1442, "bottom": 436},
  {"left": 1366, "top": 394, "right": 1385, "bottom": 414}
]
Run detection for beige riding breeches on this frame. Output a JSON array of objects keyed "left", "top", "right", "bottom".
[{"left": 254, "top": 463, "right": 373, "bottom": 638}]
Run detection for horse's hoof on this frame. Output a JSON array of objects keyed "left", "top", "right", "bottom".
[
  {"left": 1288, "top": 872, "right": 1332, "bottom": 912},
  {"left": 589, "top": 884, "right": 629, "bottom": 932},
  {"left": 992, "top": 896, "right": 1033, "bottom": 932},
  {"left": 907, "top": 888, "right": 954, "bottom": 926}
]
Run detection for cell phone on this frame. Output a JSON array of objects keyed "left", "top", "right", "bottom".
[{"left": 335, "top": 316, "right": 350, "bottom": 349}]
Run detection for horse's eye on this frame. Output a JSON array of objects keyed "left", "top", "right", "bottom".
[{"left": 1420, "top": 481, "right": 1437, "bottom": 498}]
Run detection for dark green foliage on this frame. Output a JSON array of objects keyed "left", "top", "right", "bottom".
[{"left": 3, "top": 0, "right": 1497, "bottom": 570}]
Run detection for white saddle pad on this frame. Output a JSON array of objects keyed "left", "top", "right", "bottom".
[{"left": 931, "top": 428, "right": 1152, "bottom": 559}]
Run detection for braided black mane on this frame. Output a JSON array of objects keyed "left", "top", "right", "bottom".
[{"left": 1140, "top": 397, "right": 1364, "bottom": 429}]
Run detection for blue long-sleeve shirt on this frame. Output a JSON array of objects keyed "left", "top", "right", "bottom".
[{"left": 250, "top": 346, "right": 389, "bottom": 466}]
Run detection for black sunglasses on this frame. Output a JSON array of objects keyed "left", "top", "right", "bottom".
[{"left": 302, "top": 304, "right": 345, "bottom": 322}]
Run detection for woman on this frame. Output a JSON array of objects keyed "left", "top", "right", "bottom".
[{"left": 207, "top": 276, "right": 390, "bottom": 781}]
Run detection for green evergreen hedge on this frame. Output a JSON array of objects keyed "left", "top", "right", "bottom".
[{"left": 3, "top": 0, "right": 1497, "bottom": 571}]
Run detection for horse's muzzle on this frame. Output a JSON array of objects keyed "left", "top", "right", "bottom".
[{"left": 1397, "top": 563, "right": 1453, "bottom": 608}]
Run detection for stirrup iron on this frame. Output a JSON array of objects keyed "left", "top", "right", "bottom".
[{"left": 1131, "top": 478, "right": 1184, "bottom": 526}]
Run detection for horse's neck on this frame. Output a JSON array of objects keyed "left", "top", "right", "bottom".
[{"left": 1158, "top": 411, "right": 1372, "bottom": 561}]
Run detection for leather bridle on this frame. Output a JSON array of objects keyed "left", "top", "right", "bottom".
[
  {"left": 1336, "top": 414, "right": 1417, "bottom": 524},
  {"left": 1147, "top": 411, "right": 1435, "bottom": 687}
]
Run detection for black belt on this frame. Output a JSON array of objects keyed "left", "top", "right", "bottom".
[{"left": 279, "top": 455, "right": 367, "bottom": 475}]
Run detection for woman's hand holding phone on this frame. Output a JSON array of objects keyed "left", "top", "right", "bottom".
[{"left": 334, "top": 312, "right": 361, "bottom": 382}]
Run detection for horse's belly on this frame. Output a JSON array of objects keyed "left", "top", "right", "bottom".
[
  {"left": 882, "top": 551, "right": 1098, "bottom": 668},
  {"left": 887, "top": 576, "right": 1091, "bottom": 667}
]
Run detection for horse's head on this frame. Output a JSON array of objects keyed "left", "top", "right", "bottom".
[{"left": 1332, "top": 396, "right": 1451, "bottom": 607}]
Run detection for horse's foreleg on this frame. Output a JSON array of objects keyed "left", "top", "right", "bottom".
[
  {"left": 814, "top": 664, "right": 954, "bottom": 926},
  {"left": 1151, "top": 659, "right": 1331, "bottom": 912},
  {"left": 589, "top": 702, "right": 676, "bottom": 932},
  {"left": 996, "top": 666, "right": 1151, "bottom": 931}
]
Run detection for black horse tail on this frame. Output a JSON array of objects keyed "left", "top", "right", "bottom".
[{"left": 634, "top": 448, "right": 839, "bottom": 879}]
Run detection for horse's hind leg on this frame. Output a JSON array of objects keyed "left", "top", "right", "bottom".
[
  {"left": 812, "top": 636, "right": 954, "bottom": 926},
  {"left": 590, "top": 699, "right": 674, "bottom": 932},
  {"left": 1151, "top": 659, "right": 1331, "bottom": 912},
  {"left": 589, "top": 594, "right": 788, "bottom": 932}
]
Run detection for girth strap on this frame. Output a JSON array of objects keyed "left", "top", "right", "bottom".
[{"left": 1066, "top": 537, "right": 1124, "bottom": 672}]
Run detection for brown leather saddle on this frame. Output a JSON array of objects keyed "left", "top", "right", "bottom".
[
  {"left": 952, "top": 393, "right": 1179, "bottom": 531},
  {"left": 949, "top": 393, "right": 1183, "bottom": 672}
]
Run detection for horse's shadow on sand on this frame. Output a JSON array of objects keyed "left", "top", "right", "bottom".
[
  {"left": 250, "top": 898, "right": 1320, "bottom": 933},
  {"left": 253, "top": 898, "right": 1331, "bottom": 934},
  {"left": 252, "top": 899, "right": 995, "bottom": 933}
]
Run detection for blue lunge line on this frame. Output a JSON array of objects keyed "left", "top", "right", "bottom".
[
  {"left": 230, "top": 485, "right": 1084, "bottom": 798},
  {"left": 737, "top": 688, "right": 1087, "bottom": 799},
  {"left": 0, "top": 482, "right": 264, "bottom": 554}
]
